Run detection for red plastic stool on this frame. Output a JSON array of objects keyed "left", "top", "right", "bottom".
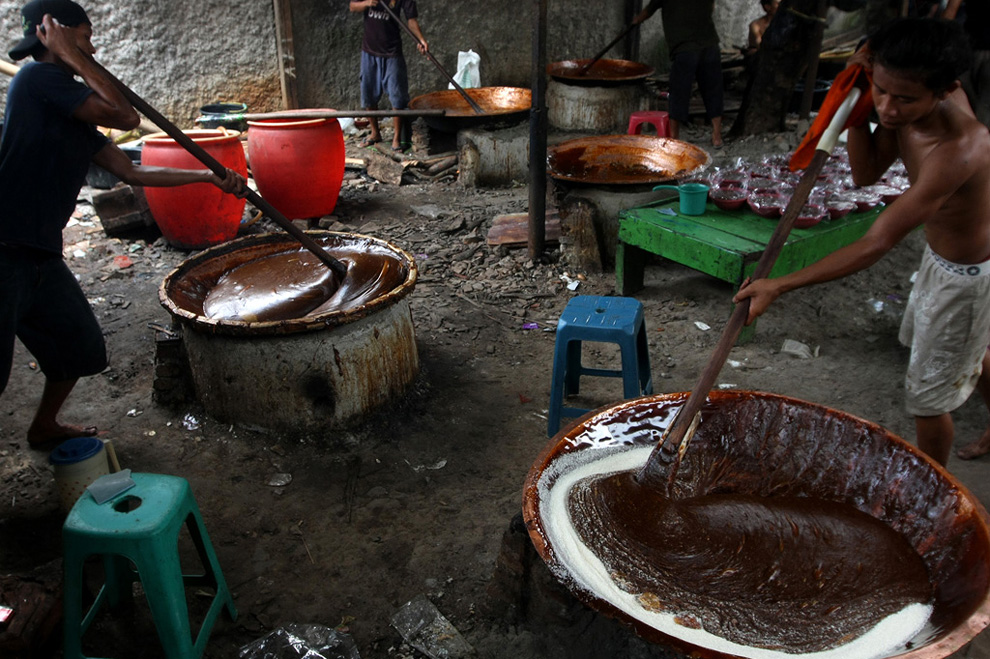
[{"left": 627, "top": 111, "right": 670, "bottom": 137}]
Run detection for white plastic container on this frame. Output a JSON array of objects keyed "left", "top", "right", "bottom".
[{"left": 49, "top": 437, "right": 118, "bottom": 512}]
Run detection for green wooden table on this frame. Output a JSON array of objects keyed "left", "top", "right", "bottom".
[{"left": 616, "top": 199, "right": 881, "bottom": 340}]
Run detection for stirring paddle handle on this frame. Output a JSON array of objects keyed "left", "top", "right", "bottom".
[
  {"left": 577, "top": 21, "right": 639, "bottom": 76},
  {"left": 94, "top": 61, "right": 348, "bottom": 279},
  {"left": 637, "top": 88, "right": 863, "bottom": 490},
  {"left": 375, "top": 1, "right": 486, "bottom": 115}
]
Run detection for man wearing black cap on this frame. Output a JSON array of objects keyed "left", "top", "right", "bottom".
[{"left": 0, "top": 0, "right": 247, "bottom": 449}]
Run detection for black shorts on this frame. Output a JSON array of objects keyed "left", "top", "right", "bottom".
[
  {"left": 668, "top": 44, "right": 725, "bottom": 123},
  {"left": 0, "top": 245, "right": 108, "bottom": 392}
]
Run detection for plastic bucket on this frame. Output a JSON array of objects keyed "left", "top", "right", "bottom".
[
  {"left": 141, "top": 129, "right": 248, "bottom": 249},
  {"left": 654, "top": 183, "right": 710, "bottom": 216},
  {"left": 198, "top": 102, "right": 248, "bottom": 132},
  {"left": 49, "top": 437, "right": 118, "bottom": 512},
  {"left": 247, "top": 114, "right": 345, "bottom": 220}
]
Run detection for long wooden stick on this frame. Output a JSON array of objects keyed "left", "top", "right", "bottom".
[
  {"left": 375, "top": 0, "right": 486, "bottom": 115},
  {"left": 637, "top": 88, "right": 863, "bottom": 490},
  {"left": 95, "top": 62, "right": 348, "bottom": 278},
  {"left": 195, "top": 108, "right": 445, "bottom": 125}
]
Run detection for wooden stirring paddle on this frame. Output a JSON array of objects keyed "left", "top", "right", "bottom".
[
  {"left": 575, "top": 21, "right": 639, "bottom": 76},
  {"left": 636, "top": 88, "right": 864, "bottom": 493}
]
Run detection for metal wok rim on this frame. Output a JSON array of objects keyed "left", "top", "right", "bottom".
[
  {"left": 522, "top": 390, "right": 990, "bottom": 659},
  {"left": 546, "top": 57, "right": 655, "bottom": 84},
  {"left": 408, "top": 86, "right": 532, "bottom": 118},
  {"left": 159, "top": 231, "right": 418, "bottom": 337},
  {"left": 547, "top": 134, "right": 712, "bottom": 186}
]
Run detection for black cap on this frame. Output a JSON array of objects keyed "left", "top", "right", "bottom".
[{"left": 9, "top": 0, "right": 90, "bottom": 61}]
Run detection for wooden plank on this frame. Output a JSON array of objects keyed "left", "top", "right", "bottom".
[
  {"left": 365, "top": 149, "right": 407, "bottom": 185},
  {"left": 487, "top": 211, "right": 560, "bottom": 247},
  {"left": 273, "top": 0, "right": 298, "bottom": 109},
  {"left": 560, "top": 200, "right": 603, "bottom": 272},
  {"left": 92, "top": 186, "right": 156, "bottom": 237}
]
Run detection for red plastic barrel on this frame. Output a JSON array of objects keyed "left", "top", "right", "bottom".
[
  {"left": 141, "top": 129, "right": 248, "bottom": 249},
  {"left": 247, "top": 115, "right": 345, "bottom": 220}
]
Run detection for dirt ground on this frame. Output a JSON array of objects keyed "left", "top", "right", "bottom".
[{"left": 3, "top": 117, "right": 990, "bottom": 659}]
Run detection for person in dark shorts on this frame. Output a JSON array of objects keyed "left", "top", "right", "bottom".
[
  {"left": 1, "top": 0, "right": 247, "bottom": 450},
  {"left": 635, "top": 0, "right": 725, "bottom": 147},
  {"left": 349, "top": 0, "right": 428, "bottom": 151}
]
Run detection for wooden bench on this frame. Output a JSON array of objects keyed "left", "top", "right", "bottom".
[{"left": 616, "top": 198, "right": 881, "bottom": 341}]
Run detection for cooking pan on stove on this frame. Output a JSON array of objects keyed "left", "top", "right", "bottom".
[
  {"left": 547, "top": 58, "right": 654, "bottom": 86},
  {"left": 547, "top": 135, "right": 710, "bottom": 187},
  {"left": 523, "top": 391, "right": 990, "bottom": 659},
  {"left": 409, "top": 86, "right": 531, "bottom": 132}
]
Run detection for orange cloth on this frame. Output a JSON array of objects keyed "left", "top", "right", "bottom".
[{"left": 788, "top": 64, "right": 874, "bottom": 171}]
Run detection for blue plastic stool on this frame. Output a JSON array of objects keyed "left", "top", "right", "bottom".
[
  {"left": 547, "top": 296, "right": 653, "bottom": 436},
  {"left": 62, "top": 472, "right": 236, "bottom": 659}
]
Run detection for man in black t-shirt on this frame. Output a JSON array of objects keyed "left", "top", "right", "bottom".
[
  {"left": 634, "top": 0, "right": 725, "bottom": 148},
  {"left": 0, "top": 0, "right": 247, "bottom": 450},
  {"left": 349, "top": 0, "right": 428, "bottom": 151}
]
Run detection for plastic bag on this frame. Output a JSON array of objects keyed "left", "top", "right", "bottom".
[
  {"left": 448, "top": 50, "right": 481, "bottom": 90},
  {"left": 391, "top": 594, "right": 473, "bottom": 659},
  {"left": 238, "top": 623, "right": 361, "bottom": 659}
]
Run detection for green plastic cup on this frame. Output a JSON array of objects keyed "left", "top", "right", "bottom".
[{"left": 654, "top": 183, "right": 710, "bottom": 216}]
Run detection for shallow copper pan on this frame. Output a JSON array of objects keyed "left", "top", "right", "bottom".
[
  {"left": 522, "top": 391, "right": 990, "bottom": 659},
  {"left": 547, "top": 135, "right": 711, "bottom": 187},
  {"left": 409, "top": 86, "right": 531, "bottom": 132},
  {"left": 547, "top": 58, "right": 654, "bottom": 86}
]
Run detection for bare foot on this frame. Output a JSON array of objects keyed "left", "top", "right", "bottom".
[
  {"left": 27, "top": 422, "right": 98, "bottom": 451},
  {"left": 956, "top": 428, "right": 990, "bottom": 460}
]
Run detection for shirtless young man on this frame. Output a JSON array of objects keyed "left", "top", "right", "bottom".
[
  {"left": 733, "top": 18, "right": 990, "bottom": 467},
  {"left": 746, "top": 0, "right": 779, "bottom": 57}
]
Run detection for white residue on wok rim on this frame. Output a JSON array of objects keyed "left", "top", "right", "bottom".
[{"left": 537, "top": 445, "right": 933, "bottom": 659}]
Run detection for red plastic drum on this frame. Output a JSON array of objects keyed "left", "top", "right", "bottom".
[
  {"left": 141, "top": 129, "right": 248, "bottom": 249},
  {"left": 247, "top": 115, "right": 345, "bottom": 220}
]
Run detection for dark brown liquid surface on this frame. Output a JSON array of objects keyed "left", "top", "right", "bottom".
[
  {"left": 547, "top": 136, "right": 709, "bottom": 185},
  {"left": 567, "top": 470, "right": 933, "bottom": 653},
  {"left": 203, "top": 247, "right": 406, "bottom": 322}
]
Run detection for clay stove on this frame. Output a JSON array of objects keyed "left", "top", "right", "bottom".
[{"left": 158, "top": 232, "right": 419, "bottom": 434}]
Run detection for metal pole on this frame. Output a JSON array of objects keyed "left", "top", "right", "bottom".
[
  {"left": 528, "top": 0, "right": 548, "bottom": 261},
  {"left": 798, "top": 0, "right": 829, "bottom": 119}
]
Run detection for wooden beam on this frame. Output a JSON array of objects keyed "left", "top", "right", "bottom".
[
  {"left": 273, "top": 0, "right": 299, "bottom": 109},
  {"left": 528, "top": 0, "right": 548, "bottom": 261}
]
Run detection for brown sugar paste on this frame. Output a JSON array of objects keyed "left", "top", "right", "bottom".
[
  {"left": 567, "top": 469, "right": 932, "bottom": 654},
  {"left": 203, "top": 247, "right": 406, "bottom": 322}
]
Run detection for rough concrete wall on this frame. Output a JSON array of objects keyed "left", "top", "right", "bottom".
[
  {"left": 0, "top": 0, "right": 281, "bottom": 126},
  {"left": 0, "top": 0, "right": 759, "bottom": 122},
  {"left": 293, "top": 0, "right": 631, "bottom": 110}
]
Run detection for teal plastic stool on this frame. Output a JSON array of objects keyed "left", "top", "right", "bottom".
[
  {"left": 62, "top": 472, "right": 236, "bottom": 659},
  {"left": 547, "top": 295, "right": 653, "bottom": 436}
]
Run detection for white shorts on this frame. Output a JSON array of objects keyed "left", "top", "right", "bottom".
[{"left": 899, "top": 245, "right": 990, "bottom": 417}]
